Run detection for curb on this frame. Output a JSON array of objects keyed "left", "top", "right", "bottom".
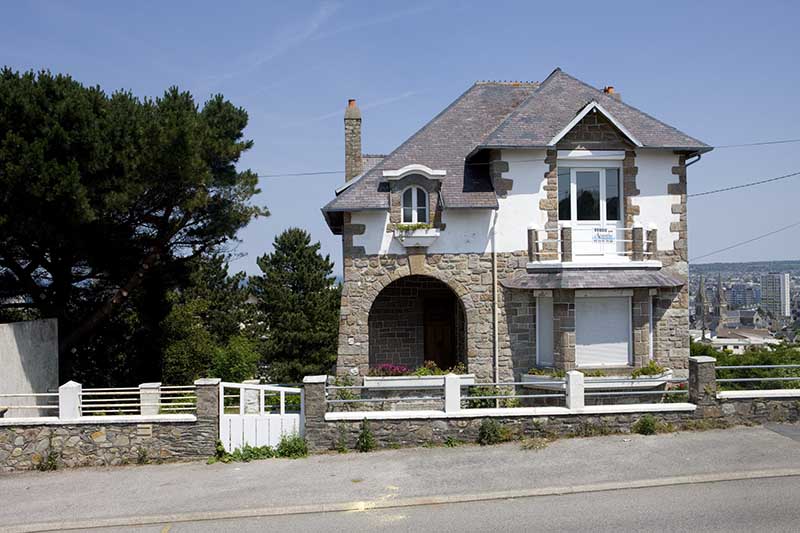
[{"left": 5, "top": 468, "right": 800, "bottom": 532}]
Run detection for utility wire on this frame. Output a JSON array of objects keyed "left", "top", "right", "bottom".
[
  {"left": 689, "top": 170, "right": 800, "bottom": 198},
  {"left": 714, "top": 138, "right": 800, "bottom": 149},
  {"left": 690, "top": 220, "right": 800, "bottom": 262},
  {"left": 257, "top": 170, "right": 341, "bottom": 178}
]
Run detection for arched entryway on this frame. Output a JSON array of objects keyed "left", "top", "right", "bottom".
[{"left": 368, "top": 275, "right": 467, "bottom": 371}]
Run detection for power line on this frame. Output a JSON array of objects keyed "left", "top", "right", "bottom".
[
  {"left": 690, "top": 220, "right": 800, "bottom": 262},
  {"left": 689, "top": 170, "right": 800, "bottom": 198},
  {"left": 714, "top": 138, "right": 800, "bottom": 149},
  {"left": 257, "top": 170, "right": 341, "bottom": 178}
]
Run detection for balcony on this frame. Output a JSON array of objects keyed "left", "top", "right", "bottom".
[{"left": 526, "top": 223, "right": 660, "bottom": 270}]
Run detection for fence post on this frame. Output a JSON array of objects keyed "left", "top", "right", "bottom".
[
  {"left": 444, "top": 373, "right": 461, "bottom": 413},
  {"left": 646, "top": 223, "right": 658, "bottom": 258},
  {"left": 689, "top": 356, "right": 717, "bottom": 408},
  {"left": 58, "top": 381, "right": 82, "bottom": 420},
  {"left": 302, "top": 375, "right": 328, "bottom": 451},
  {"left": 194, "top": 378, "right": 221, "bottom": 455},
  {"left": 139, "top": 382, "right": 161, "bottom": 416},
  {"left": 565, "top": 371, "right": 584, "bottom": 411}
]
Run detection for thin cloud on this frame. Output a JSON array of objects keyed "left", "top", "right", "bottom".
[
  {"left": 294, "top": 90, "right": 424, "bottom": 125},
  {"left": 310, "top": 4, "right": 437, "bottom": 41}
]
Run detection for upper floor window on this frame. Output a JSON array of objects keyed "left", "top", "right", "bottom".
[
  {"left": 402, "top": 186, "right": 428, "bottom": 224},
  {"left": 557, "top": 167, "right": 621, "bottom": 224}
]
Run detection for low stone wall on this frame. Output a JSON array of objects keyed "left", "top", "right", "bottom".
[
  {"left": 0, "top": 378, "right": 220, "bottom": 473},
  {"left": 0, "top": 417, "right": 215, "bottom": 472},
  {"left": 714, "top": 398, "right": 800, "bottom": 425}
]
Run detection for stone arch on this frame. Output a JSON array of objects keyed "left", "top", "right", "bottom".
[{"left": 366, "top": 273, "right": 472, "bottom": 372}]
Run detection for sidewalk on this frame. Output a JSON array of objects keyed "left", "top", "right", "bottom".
[{"left": 1, "top": 425, "right": 799, "bottom": 532}]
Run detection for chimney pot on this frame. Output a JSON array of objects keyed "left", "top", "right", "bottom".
[
  {"left": 348, "top": 99, "right": 356, "bottom": 107},
  {"left": 603, "top": 86, "right": 615, "bottom": 94}
]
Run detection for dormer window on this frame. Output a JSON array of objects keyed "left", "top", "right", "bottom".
[{"left": 402, "top": 186, "right": 428, "bottom": 224}]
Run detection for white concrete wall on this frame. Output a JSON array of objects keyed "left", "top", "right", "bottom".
[
  {"left": 351, "top": 149, "right": 679, "bottom": 257},
  {"left": 631, "top": 151, "right": 681, "bottom": 251},
  {"left": 0, "top": 319, "right": 59, "bottom": 417}
]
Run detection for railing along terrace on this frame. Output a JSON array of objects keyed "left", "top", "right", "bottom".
[
  {"left": 325, "top": 382, "right": 446, "bottom": 412},
  {"left": 527, "top": 223, "right": 657, "bottom": 263},
  {"left": 460, "top": 381, "right": 566, "bottom": 408},
  {"left": 79, "top": 385, "right": 197, "bottom": 416},
  {"left": 715, "top": 365, "right": 800, "bottom": 398},
  {"left": 0, "top": 392, "right": 59, "bottom": 418}
]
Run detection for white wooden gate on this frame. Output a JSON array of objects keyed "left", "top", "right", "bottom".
[{"left": 219, "top": 382, "right": 304, "bottom": 452}]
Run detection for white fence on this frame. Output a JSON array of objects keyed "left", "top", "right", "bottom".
[
  {"left": 219, "top": 382, "right": 303, "bottom": 452},
  {"left": 0, "top": 381, "right": 196, "bottom": 420},
  {"left": 715, "top": 364, "right": 800, "bottom": 399}
]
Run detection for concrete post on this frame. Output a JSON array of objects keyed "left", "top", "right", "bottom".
[
  {"left": 560, "top": 226, "right": 572, "bottom": 262},
  {"left": 58, "top": 381, "right": 82, "bottom": 420},
  {"left": 139, "top": 382, "right": 161, "bottom": 416},
  {"left": 565, "top": 371, "right": 584, "bottom": 411},
  {"left": 689, "top": 356, "right": 717, "bottom": 406},
  {"left": 443, "top": 373, "right": 461, "bottom": 413},
  {"left": 632, "top": 223, "right": 644, "bottom": 261},
  {"left": 527, "top": 224, "right": 539, "bottom": 263},
  {"left": 242, "top": 379, "right": 260, "bottom": 414}
]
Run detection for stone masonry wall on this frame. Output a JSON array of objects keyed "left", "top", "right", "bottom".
[{"left": 338, "top": 251, "right": 531, "bottom": 381}]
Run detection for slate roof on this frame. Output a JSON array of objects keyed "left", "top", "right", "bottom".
[
  {"left": 481, "top": 69, "right": 710, "bottom": 152},
  {"left": 500, "top": 269, "right": 685, "bottom": 290},
  {"left": 323, "top": 81, "right": 538, "bottom": 216},
  {"left": 323, "top": 68, "right": 710, "bottom": 231}
]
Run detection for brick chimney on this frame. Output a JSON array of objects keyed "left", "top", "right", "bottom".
[
  {"left": 603, "top": 86, "right": 621, "bottom": 101},
  {"left": 344, "top": 99, "right": 362, "bottom": 182}
]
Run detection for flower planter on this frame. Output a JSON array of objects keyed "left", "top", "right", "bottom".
[
  {"left": 393, "top": 228, "right": 440, "bottom": 248},
  {"left": 521, "top": 370, "right": 673, "bottom": 391},
  {"left": 362, "top": 374, "right": 476, "bottom": 390}
]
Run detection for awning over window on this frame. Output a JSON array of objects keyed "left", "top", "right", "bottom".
[{"left": 500, "top": 269, "right": 685, "bottom": 290}]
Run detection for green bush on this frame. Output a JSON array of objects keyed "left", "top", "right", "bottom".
[
  {"left": 276, "top": 434, "right": 308, "bottom": 458},
  {"left": 356, "top": 419, "right": 376, "bottom": 452},
  {"left": 477, "top": 419, "right": 515, "bottom": 445},
  {"left": 465, "top": 386, "right": 520, "bottom": 408},
  {"left": 528, "top": 367, "right": 566, "bottom": 378},
  {"left": 136, "top": 447, "right": 149, "bottom": 465},
  {"left": 412, "top": 360, "right": 467, "bottom": 376},
  {"left": 702, "top": 342, "right": 800, "bottom": 390},
  {"left": 335, "top": 424, "right": 349, "bottom": 453},
  {"left": 631, "top": 361, "right": 667, "bottom": 378},
  {"left": 34, "top": 450, "right": 59, "bottom": 472},
  {"left": 632, "top": 414, "right": 658, "bottom": 435},
  {"left": 443, "top": 436, "right": 461, "bottom": 448}
]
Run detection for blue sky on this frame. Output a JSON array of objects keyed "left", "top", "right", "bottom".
[{"left": 2, "top": 0, "right": 799, "bottom": 275}]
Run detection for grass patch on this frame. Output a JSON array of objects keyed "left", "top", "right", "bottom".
[
  {"left": 632, "top": 414, "right": 675, "bottom": 435},
  {"left": 208, "top": 434, "right": 308, "bottom": 464},
  {"left": 570, "top": 421, "right": 615, "bottom": 438}
]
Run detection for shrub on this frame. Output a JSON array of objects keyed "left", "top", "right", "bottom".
[
  {"left": 631, "top": 361, "right": 667, "bottom": 379},
  {"left": 632, "top": 414, "right": 658, "bottom": 435},
  {"left": 276, "top": 434, "right": 308, "bottom": 459},
  {"left": 528, "top": 367, "right": 566, "bottom": 378},
  {"left": 356, "top": 419, "right": 376, "bottom": 452},
  {"left": 208, "top": 440, "right": 277, "bottom": 464},
  {"left": 443, "top": 436, "right": 461, "bottom": 448},
  {"left": 466, "top": 386, "right": 520, "bottom": 408},
  {"left": 136, "top": 447, "right": 149, "bottom": 465},
  {"left": 35, "top": 450, "right": 59, "bottom": 472},
  {"left": 708, "top": 343, "right": 800, "bottom": 390},
  {"left": 477, "top": 419, "right": 515, "bottom": 445},
  {"left": 412, "top": 360, "right": 467, "bottom": 376}
]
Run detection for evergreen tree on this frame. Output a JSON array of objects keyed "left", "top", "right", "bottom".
[
  {"left": 250, "top": 228, "right": 341, "bottom": 382},
  {"left": 161, "top": 255, "right": 259, "bottom": 384}
]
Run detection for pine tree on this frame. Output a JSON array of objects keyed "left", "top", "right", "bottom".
[{"left": 250, "top": 228, "right": 341, "bottom": 382}]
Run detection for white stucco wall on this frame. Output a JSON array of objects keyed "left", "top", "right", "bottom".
[
  {"left": 351, "top": 149, "right": 680, "bottom": 257},
  {"left": 631, "top": 151, "right": 681, "bottom": 251},
  {"left": 0, "top": 319, "right": 59, "bottom": 417}
]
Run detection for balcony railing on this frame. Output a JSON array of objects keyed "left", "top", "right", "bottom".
[{"left": 527, "top": 223, "right": 657, "bottom": 264}]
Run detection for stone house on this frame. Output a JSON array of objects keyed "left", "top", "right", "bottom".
[{"left": 322, "top": 68, "right": 711, "bottom": 382}]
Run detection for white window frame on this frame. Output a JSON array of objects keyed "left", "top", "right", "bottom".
[
  {"left": 401, "top": 186, "right": 428, "bottom": 224},
  {"left": 558, "top": 164, "right": 624, "bottom": 226}
]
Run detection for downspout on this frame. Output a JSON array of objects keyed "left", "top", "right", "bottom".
[
  {"left": 491, "top": 209, "right": 499, "bottom": 389},
  {"left": 685, "top": 152, "right": 702, "bottom": 167}
]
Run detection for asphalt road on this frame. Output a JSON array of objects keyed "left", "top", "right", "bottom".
[
  {"left": 2, "top": 425, "right": 799, "bottom": 532},
  {"left": 99, "top": 476, "right": 800, "bottom": 532}
]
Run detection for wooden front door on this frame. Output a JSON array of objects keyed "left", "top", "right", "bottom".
[{"left": 424, "top": 297, "right": 456, "bottom": 369}]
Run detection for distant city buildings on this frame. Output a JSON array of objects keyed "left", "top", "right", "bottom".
[
  {"left": 762, "top": 272, "right": 791, "bottom": 318},
  {"left": 728, "top": 282, "right": 759, "bottom": 309}
]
